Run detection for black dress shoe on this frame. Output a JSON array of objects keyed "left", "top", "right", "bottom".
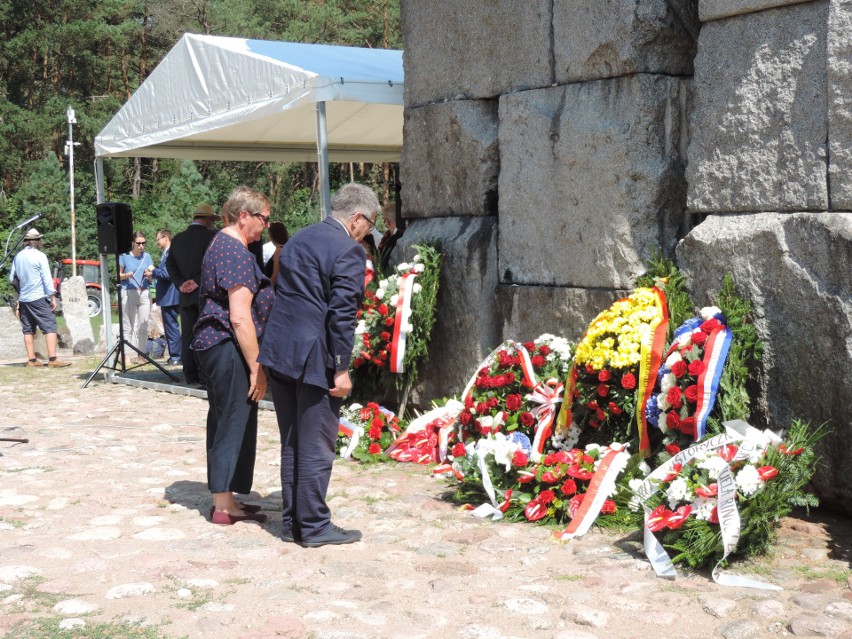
[
  {"left": 281, "top": 529, "right": 299, "bottom": 543},
  {"left": 298, "top": 525, "right": 361, "bottom": 548}
]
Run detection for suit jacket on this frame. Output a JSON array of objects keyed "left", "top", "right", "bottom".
[
  {"left": 151, "top": 247, "right": 179, "bottom": 307},
  {"left": 166, "top": 223, "right": 217, "bottom": 308},
  {"left": 258, "top": 217, "right": 365, "bottom": 389}
]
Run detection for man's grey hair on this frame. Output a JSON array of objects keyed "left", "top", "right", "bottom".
[{"left": 330, "top": 183, "right": 380, "bottom": 221}]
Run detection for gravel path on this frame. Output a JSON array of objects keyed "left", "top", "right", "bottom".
[{"left": 1, "top": 355, "right": 850, "bottom": 639}]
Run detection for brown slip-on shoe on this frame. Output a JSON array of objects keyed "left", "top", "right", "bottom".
[{"left": 47, "top": 359, "right": 71, "bottom": 368}]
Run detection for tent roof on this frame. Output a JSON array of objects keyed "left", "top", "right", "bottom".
[{"left": 94, "top": 34, "right": 404, "bottom": 163}]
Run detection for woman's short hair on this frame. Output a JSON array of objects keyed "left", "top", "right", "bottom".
[{"left": 221, "top": 186, "right": 270, "bottom": 225}]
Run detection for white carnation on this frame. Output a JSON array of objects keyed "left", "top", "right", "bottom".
[
  {"left": 691, "top": 496, "right": 717, "bottom": 520},
  {"left": 375, "top": 288, "right": 385, "bottom": 300},
  {"left": 413, "top": 263, "right": 425, "bottom": 273},
  {"left": 700, "top": 306, "right": 722, "bottom": 320},
  {"left": 660, "top": 373, "right": 677, "bottom": 393},
  {"left": 355, "top": 320, "right": 366, "bottom": 335},
  {"left": 697, "top": 453, "right": 729, "bottom": 480},
  {"left": 656, "top": 392, "right": 670, "bottom": 412},
  {"left": 396, "top": 262, "right": 411, "bottom": 271},
  {"left": 390, "top": 294, "right": 399, "bottom": 306},
  {"left": 665, "top": 351, "right": 683, "bottom": 367},
  {"left": 735, "top": 464, "right": 763, "bottom": 497},
  {"left": 665, "top": 477, "right": 692, "bottom": 508},
  {"left": 412, "top": 282, "right": 422, "bottom": 293}
]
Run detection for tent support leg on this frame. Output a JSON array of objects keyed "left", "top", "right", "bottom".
[
  {"left": 94, "top": 157, "right": 115, "bottom": 382},
  {"left": 316, "top": 101, "right": 331, "bottom": 218}
]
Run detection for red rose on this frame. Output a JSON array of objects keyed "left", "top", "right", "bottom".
[
  {"left": 665, "top": 411, "right": 681, "bottom": 430},
  {"left": 538, "top": 489, "right": 556, "bottom": 505},
  {"left": 364, "top": 289, "right": 375, "bottom": 299},
  {"left": 539, "top": 344, "right": 551, "bottom": 355},
  {"left": 600, "top": 499, "right": 617, "bottom": 515},
  {"left": 356, "top": 309, "right": 363, "bottom": 319},
  {"left": 478, "top": 423, "right": 491, "bottom": 436},
  {"left": 586, "top": 401, "right": 599, "bottom": 411},
  {"left": 520, "top": 412, "right": 535, "bottom": 427},
  {"left": 598, "top": 369, "right": 611, "bottom": 382},
  {"left": 512, "top": 451, "right": 528, "bottom": 467},
  {"left": 498, "top": 351, "right": 513, "bottom": 368},
  {"left": 353, "top": 358, "right": 364, "bottom": 368},
  {"left": 701, "top": 318, "right": 722, "bottom": 333},
  {"left": 451, "top": 442, "right": 467, "bottom": 457},
  {"left": 585, "top": 364, "right": 595, "bottom": 374},
  {"left": 487, "top": 397, "right": 499, "bottom": 409},
  {"left": 474, "top": 402, "right": 488, "bottom": 415},
  {"left": 664, "top": 443, "right": 681, "bottom": 456},
  {"left": 371, "top": 417, "right": 384, "bottom": 429},
  {"left": 543, "top": 453, "right": 557, "bottom": 466},
  {"left": 595, "top": 409, "right": 606, "bottom": 422},
  {"left": 597, "top": 383, "right": 609, "bottom": 398},
  {"left": 688, "top": 360, "right": 706, "bottom": 376},
  {"left": 666, "top": 387, "right": 683, "bottom": 409},
  {"left": 621, "top": 372, "right": 637, "bottom": 390},
  {"left": 560, "top": 479, "right": 578, "bottom": 496},
  {"left": 608, "top": 401, "right": 623, "bottom": 415},
  {"left": 368, "top": 443, "right": 381, "bottom": 455},
  {"left": 464, "top": 395, "right": 474, "bottom": 409},
  {"left": 531, "top": 354, "right": 546, "bottom": 367},
  {"left": 670, "top": 360, "right": 687, "bottom": 378},
  {"left": 588, "top": 418, "right": 600, "bottom": 429},
  {"left": 380, "top": 331, "right": 391, "bottom": 342},
  {"left": 523, "top": 342, "right": 536, "bottom": 352},
  {"left": 503, "top": 371, "right": 516, "bottom": 385},
  {"left": 679, "top": 416, "right": 696, "bottom": 436},
  {"left": 378, "top": 304, "right": 389, "bottom": 316},
  {"left": 368, "top": 426, "right": 382, "bottom": 440},
  {"left": 684, "top": 384, "right": 699, "bottom": 403},
  {"left": 505, "top": 394, "right": 523, "bottom": 412},
  {"left": 459, "top": 411, "right": 472, "bottom": 426},
  {"left": 691, "top": 331, "right": 707, "bottom": 347}
]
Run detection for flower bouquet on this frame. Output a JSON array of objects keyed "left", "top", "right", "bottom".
[
  {"left": 337, "top": 402, "right": 401, "bottom": 463},
  {"left": 351, "top": 244, "right": 441, "bottom": 412},
  {"left": 557, "top": 287, "right": 669, "bottom": 456},
  {"left": 630, "top": 419, "right": 825, "bottom": 585}
]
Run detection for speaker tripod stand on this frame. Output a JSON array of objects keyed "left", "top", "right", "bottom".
[{"left": 83, "top": 253, "right": 180, "bottom": 388}]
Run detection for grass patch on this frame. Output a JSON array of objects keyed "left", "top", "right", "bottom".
[
  {"left": 553, "top": 574, "right": 584, "bottom": 582},
  {"left": 792, "top": 565, "right": 852, "bottom": 584},
  {"left": 5, "top": 617, "right": 183, "bottom": 639},
  {"left": 0, "top": 516, "right": 26, "bottom": 528}
]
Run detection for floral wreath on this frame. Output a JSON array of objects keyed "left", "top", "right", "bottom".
[{"left": 337, "top": 402, "right": 401, "bottom": 462}]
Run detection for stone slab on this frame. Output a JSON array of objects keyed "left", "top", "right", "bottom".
[
  {"left": 400, "top": 0, "right": 552, "bottom": 105},
  {"left": 391, "top": 216, "right": 500, "bottom": 402},
  {"left": 401, "top": 100, "right": 499, "bottom": 218},
  {"left": 496, "top": 284, "right": 631, "bottom": 346},
  {"left": 686, "top": 1, "right": 829, "bottom": 213},
  {"left": 0, "top": 306, "right": 27, "bottom": 360},
  {"left": 60, "top": 276, "right": 95, "bottom": 356},
  {"left": 553, "top": 0, "right": 699, "bottom": 83},
  {"left": 828, "top": 0, "right": 852, "bottom": 210},
  {"left": 677, "top": 212, "right": 852, "bottom": 515},
  {"left": 498, "top": 75, "right": 689, "bottom": 289},
  {"left": 699, "top": 0, "right": 816, "bottom": 22}
]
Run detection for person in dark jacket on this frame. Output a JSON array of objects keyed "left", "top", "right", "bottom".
[{"left": 149, "top": 229, "right": 181, "bottom": 364}]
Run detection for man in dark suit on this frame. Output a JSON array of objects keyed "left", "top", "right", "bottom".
[
  {"left": 149, "top": 229, "right": 182, "bottom": 364},
  {"left": 377, "top": 200, "right": 403, "bottom": 271},
  {"left": 166, "top": 204, "right": 218, "bottom": 385},
  {"left": 259, "top": 182, "right": 379, "bottom": 548}
]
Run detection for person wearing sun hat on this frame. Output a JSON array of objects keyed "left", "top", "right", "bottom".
[{"left": 8, "top": 227, "right": 71, "bottom": 368}]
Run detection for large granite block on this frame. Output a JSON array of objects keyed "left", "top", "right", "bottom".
[
  {"left": 391, "top": 217, "right": 500, "bottom": 403},
  {"left": 687, "top": 1, "right": 829, "bottom": 212},
  {"left": 498, "top": 75, "right": 689, "bottom": 289},
  {"left": 400, "top": 100, "right": 499, "bottom": 218},
  {"left": 496, "top": 284, "right": 631, "bottom": 345},
  {"left": 700, "top": 0, "right": 816, "bottom": 21},
  {"left": 60, "top": 276, "right": 95, "bottom": 356},
  {"left": 677, "top": 212, "right": 852, "bottom": 515},
  {"left": 828, "top": 0, "right": 852, "bottom": 210},
  {"left": 553, "top": 0, "right": 699, "bottom": 83},
  {"left": 400, "top": 0, "right": 552, "bottom": 105}
]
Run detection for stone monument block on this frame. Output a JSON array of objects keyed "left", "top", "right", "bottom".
[
  {"left": 828, "top": 0, "right": 852, "bottom": 210},
  {"left": 686, "top": 1, "right": 829, "bottom": 213},
  {"left": 677, "top": 212, "right": 852, "bottom": 515},
  {"left": 496, "top": 284, "right": 631, "bottom": 345},
  {"left": 400, "top": 0, "right": 552, "bottom": 105},
  {"left": 498, "top": 74, "right": 689, "bottom": 289},
  {"left": 392, "top": 216, "right": 500, "bottom": 403},
  {"left": 700, "top": 0, "right": 817, "bottom": 22},
  {"left": 60, "top": 276, "right": 95, "bottom": 356},
  {"left": 553, "top": 0, "right": 699, "bottom": 83},
  {"left": 401, "top": 100, "right": 499, "bottom": 218},
  {"left": 0, "top": 306, "right": 27, "bottom": 361}
]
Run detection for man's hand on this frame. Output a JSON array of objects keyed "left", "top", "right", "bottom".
[
  {"left": 49, "top": 297, "right": 57, "bottom": 312},
  {"left": 329, "top": 370, "right": 352, "bottom": 398},
  {"left": 179, "top": 280, "right": 198, "bottom": 294}
]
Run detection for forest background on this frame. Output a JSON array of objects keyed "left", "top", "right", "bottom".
[{"left": 0, "top": 0, "right": 401, "bottom": 295}]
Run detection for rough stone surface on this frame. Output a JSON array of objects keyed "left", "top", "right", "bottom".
[
  {"left": 0, "top": 307, "right": 26, "bottom": 360},
  {"left": 499, "top": 75, "right": 689, "bottom": 288},
  {"left": 687, "top": 1, "right": 829, "bottom": 212},
  {"left": 60, "top": 276, "right": 95, "bottom": 356},
  {"left": 700, "top": 0, "right": 816, "bottom": 21},
  {"left": 789, "top": 613, "right": 849, "bottom": 636},
  {"left": 676, "top": 212, "right": 852, "bottom": 514},
  {"left": 400, "top": 0, "right": 552, "bottom": 105},
  {"left": 496, "top": 285, "right": 630, "bottom": 345},
  {"left": 401, "top": 100, "right": 499, "bottom": 218},
  {"left": 828, "top": 0, "right": 852, "bottom": 210},
  {"left": 391, "top": 217, "right": 500, "bottom": 402},
  {"left": 0, "top": 360, "right": 851, "bottom": 639},
  {"left": 553, "top": 0, "right": 699, "bottom": 83}
]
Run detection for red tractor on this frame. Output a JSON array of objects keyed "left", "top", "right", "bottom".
[{"left": 53, "top": 259, "right": 104, "bottom": 317}]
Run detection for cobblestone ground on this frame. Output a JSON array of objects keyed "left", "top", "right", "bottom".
[{"left": 0, "top": 355, "right": 850, "bottom": 639}]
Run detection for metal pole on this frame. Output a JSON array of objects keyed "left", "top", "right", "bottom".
[
  {"left": 66, "top": 106, "right": 78, "bottom": 277},
  {"left": 315, "top": 101, "right": 331, "bottom": 218},
  {"left": 94, "top": 157, "right": 114, "bottom": 379}
]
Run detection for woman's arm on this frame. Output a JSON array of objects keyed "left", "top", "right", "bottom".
[{"left": 228, "top": 284, "right": 267, "bottom": 402}]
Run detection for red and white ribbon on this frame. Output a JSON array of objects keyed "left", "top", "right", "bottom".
[
  {"left": 389, "top": 271, "right": 417, "bottom": 373},
  {"left": 525, "top": 378, "right": 564, "bottom": 461},
  {"left": 338, "top": 416, "right": 363, "bottom": 460}
]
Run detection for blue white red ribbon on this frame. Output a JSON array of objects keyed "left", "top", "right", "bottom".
[{"left": 694, "top": 326, "right": 732, "bottom": 439}]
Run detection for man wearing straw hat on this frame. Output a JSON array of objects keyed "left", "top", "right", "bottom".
[{"left": 8, "top": 228, "right": 71, "bottom": 368}]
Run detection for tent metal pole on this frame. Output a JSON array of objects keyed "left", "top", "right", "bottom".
[
  {"left": 315, "top": 101, "right": 331, "bottom": 218},
  {"left": 94, "top": 157, "right": 115, "bottom": 382}
]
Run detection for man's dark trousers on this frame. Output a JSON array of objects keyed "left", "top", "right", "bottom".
[
  {"left": 268, "top": 370, "right": 341, "bottom": 540},
  {"left": 180, "top": 304, "right": 201, "bottom": 383}
]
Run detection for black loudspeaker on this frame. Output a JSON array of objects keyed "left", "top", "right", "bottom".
[{"left": 96, "top": 202, "right": 133, "bottom": 255}]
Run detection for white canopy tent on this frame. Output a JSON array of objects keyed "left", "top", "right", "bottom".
[{"left": 91, "top": 34, "right": 403, "bottom": 378}]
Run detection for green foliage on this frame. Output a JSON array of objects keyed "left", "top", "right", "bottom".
[{"left": 636, "top": 250, "right": 693, "bottom": 337}]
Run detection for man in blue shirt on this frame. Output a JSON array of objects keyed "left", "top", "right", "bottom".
[{"left": 9, "top": 228, "right": 71, "bottom": 367}]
